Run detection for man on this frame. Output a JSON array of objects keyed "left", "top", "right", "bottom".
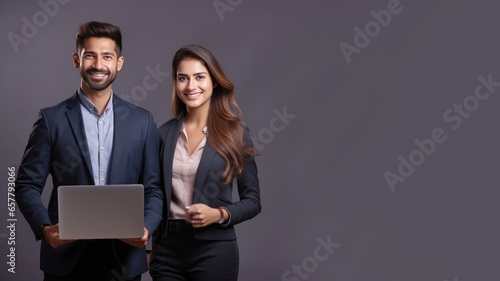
[{"left": 15, "top": 21, "right": 163, "bottom": 281}]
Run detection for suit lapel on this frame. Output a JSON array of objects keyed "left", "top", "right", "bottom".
[
  {"left": 65, "top": 92, "right": 93, "bottom": 180},
  {"left": 108, "top": 94, "right": 128, "bottom": 183},
  {"left": 163, "top": 118, "right": 183, "bottom": 185},
  {"left": 193, "top": 140, "right": 217, "bottom": 203},
  {"left": 164, "top": 116, "right": 217, "bottom": 203}
]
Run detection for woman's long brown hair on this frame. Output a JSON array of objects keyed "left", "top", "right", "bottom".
[{"left": 171, "top": 45, "right": 258, "bottom": 184}]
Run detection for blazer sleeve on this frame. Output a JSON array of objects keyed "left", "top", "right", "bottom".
[
  {"left": 15, "top": 110, "right": 53, "bottom": 239},
  {"left": 141, "top": 113, "right": 163, "bottom": 234},
  {"left": 222, "top": 128, "right": 262, "bottom": 226}
]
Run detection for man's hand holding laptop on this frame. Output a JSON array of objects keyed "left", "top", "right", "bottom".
[
  {"left": 43, "top": 224, "right": 76, "bottom": 249},
  {"left": 120, "top": 227, "right": 150, "bottom": 248}
]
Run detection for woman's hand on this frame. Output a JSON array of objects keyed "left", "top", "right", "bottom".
[{"left": 186, "top": 204, "right": 222, "bottom": 228}]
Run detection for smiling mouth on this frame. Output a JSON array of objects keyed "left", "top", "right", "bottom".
[
  {"left": 89, "top": 73, "right": 106, "bottom": 79},
  {"left": 185, "top": 92, "right": 202, "bottom": 99},
  {"left": 87, "top": 69, "right": 109, "bottom": 80}
]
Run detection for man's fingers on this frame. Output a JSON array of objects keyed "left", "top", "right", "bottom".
[
  {"left": 120, "top": 237, "right": 147, "bottom": 248},
  {"left": 119, "top": 227, "right": 149, "bottom": 248},
  {"left": 126, "top": 240, "right": 146, "bottom": 248},
  {"left": 43, "top": 224, "right": 75, "bottom": 249},
  {"left": 49, "top": 237, "right": 75, "bottom": 249}
]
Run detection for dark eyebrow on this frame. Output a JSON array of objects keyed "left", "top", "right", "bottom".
[
  {"left": 83, "top": 51, "right": 115, "bottom": 57},
  {"left": 177, "top": 72, "right": 208, "bottom": 76}
]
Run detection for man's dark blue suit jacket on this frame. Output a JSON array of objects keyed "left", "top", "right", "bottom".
[{"left": 15, "top": 92, "right": 163, "bottom": 277}]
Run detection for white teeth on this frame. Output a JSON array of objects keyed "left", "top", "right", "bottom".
[{"left": 187, "top": 92, "right": 201, "bottom": 97}]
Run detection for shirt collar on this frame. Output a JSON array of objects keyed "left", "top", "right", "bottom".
[{"left": 77, "top": 88, "right": 114, "bottom": 117}]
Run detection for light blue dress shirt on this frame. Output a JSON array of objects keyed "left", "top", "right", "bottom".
[{"left": 77, "top": 89, "right": 114, "bottom": 185}]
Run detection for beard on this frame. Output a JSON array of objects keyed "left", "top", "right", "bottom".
[{"left": 80, "top": 68, "right": 117, "bottom": 91}]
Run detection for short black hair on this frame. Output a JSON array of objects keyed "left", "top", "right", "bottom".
[{"left": 75, "top": 21, "right": 122, "bottom": 56}]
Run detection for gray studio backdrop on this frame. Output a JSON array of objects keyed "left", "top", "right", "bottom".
[{"left": 1, "top": 0, "right": 498, "bottom": 280}]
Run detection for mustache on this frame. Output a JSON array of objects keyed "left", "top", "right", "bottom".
[{"left": 86, "top": 68, "right": 110, "bottom": 75}]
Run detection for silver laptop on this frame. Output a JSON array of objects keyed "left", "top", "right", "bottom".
[{"left": 58, "top": 184, "right": 144, "bottom": 239}]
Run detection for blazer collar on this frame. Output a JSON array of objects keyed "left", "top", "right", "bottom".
[
  {"left": 107, "top": 94, "right": 130, "bottom": 183},
  {"left": 164, "top": 116, "right": 184, "bottom": 167},
  {"left": 65, "top": 91, "right": 94, "bottom": 180},
  {"left": 65, "top": 92, "right": 134, "bottom": 184},
  {"left": 163, "top": 115, "right": 218, "bottom": 201},
  {"left": 193, "top": 142, "right": 217, "bottom": 203}
]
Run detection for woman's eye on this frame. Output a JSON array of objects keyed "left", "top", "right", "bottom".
[{"left": 197, "top": 76, "right": 205, "bottom": 80}]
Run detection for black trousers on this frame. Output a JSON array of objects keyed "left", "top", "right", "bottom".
[
  {"left": 43, "top": 240, "right": 141, "bottom": 281},
  {"left": 149, "top": 220, "right": 239, "bottom": 281}
]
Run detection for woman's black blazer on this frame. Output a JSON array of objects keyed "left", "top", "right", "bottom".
[{"left": 154, "top": 116, "right": 261, "bottom": 240}]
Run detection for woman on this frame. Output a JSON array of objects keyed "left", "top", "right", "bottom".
[{"left": 150, "top": 45, "right": 261, "bottom": 281}]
